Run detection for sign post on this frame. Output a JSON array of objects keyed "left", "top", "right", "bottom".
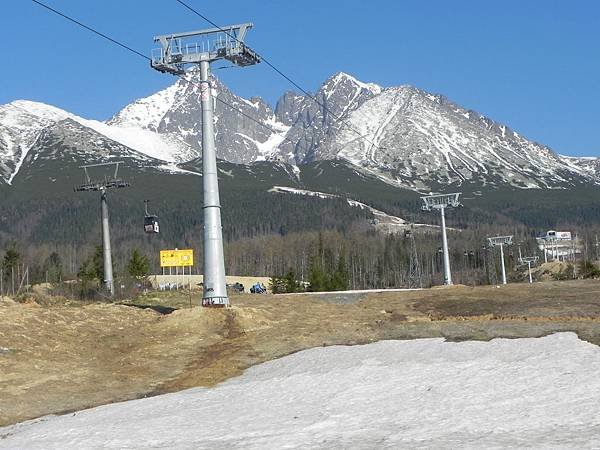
[{"left": 160, "top": 249, "right": 194, "bottom": 292}]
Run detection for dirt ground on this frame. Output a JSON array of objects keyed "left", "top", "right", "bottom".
[{"left": 1, "top": 279, "right": 600, "bottom": 427}]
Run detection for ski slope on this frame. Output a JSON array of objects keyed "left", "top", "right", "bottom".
[{"left": 2, "top": 333, "right": 600, "bottom": 449}]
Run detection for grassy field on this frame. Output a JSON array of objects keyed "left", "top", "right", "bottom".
[{"left": 1, "top": 279, "right": 600, "bottom": 427}]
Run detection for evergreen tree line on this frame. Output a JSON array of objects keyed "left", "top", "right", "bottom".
[
  {"left": 2, "top": 188, "right": 600, "bottom": 293},
  {"left": 3, "top": 223, "right": 600, "bottom": 296}
]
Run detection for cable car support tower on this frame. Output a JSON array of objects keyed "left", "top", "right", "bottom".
[
  {"left": 150, "top": 23, "right": 260, "bottom": 307},
  {"left": 519, "top": 255, "right": 539, "bottom": 284},
  {"left": 74, "top": 161, "right": 130, "bottom": 297},
  {"left": 487, "top": 235, "right": 514, "bottom": 285},
  {"left": 421, "top": 193, "right": 462, "bottom": 285}
]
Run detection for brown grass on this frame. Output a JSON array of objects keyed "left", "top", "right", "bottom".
[{"left": 1, "top": 279, "right": 599, "bottom": 426}]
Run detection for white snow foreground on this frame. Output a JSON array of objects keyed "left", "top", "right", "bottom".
[{"left": 2, "top": 333, "right": 600, "bottom": 449}]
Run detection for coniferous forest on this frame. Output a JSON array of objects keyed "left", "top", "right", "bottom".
[{"left": 2, "top": 159, "right": 600, "bottom": 292}]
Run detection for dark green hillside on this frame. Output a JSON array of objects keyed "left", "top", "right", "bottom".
[{"left": 2, "top": 136, "right": 600, "bottom": 287}]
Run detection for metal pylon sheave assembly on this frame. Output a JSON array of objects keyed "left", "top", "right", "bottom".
[{"left": 151, "top": 23, "right": 260, "bottom": 307}]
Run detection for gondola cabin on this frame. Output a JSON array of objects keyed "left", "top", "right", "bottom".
[{"left": 144, "top": 215, "right": 159, "bottom": 234}]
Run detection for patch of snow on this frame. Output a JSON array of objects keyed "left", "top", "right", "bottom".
[
  {"left": 236, "top": 117, "right": 291, "bottom": 161},
  {"left": 270, "top": 186, "right": 411, "bottom": 230},
  {"left": 76, "top": 119, "right": 190, "bottom": 163},
  {"left": 2, "top": 333, "right": 600, "bottom": 448}
]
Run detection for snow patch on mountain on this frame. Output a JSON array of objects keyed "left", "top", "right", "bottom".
[
  {"left": 561, "top": 155, "right": 600, "bottom": 177},
  {"left": 76, "top": 120, "right": 193, "bottom": 163},
  {"left": 238, "top": 118, "right": 291, "bottom": 161},
  {"left": 270, "top": 185, "right": 422, "bottom": 232}
]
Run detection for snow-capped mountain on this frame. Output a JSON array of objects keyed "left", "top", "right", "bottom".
[
  {"left": 1, "top": 70, "right": 598, "bottom": 190},
  {"left": 109, "top": 71, "right": 289, "bottom": 164},
  {"left": 0, "top": 99, "right": 192, "bottom": 184},
  {"left": 316, "top": 85, "right": 598, "bottom": 188},
  {"left": 0, "top": 100, "right": 72, "bottom": 183},
  {"left": 274, "top": 72, "right": 382, "bottom": 163},
  {"left": 105, "top": 70, "right": 600, "bottom": 189}
]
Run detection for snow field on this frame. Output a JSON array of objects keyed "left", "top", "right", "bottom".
[{"left": 1, "top": 333, "right": 600, "bottom": 449}]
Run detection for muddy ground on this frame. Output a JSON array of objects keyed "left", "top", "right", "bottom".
[{"left": 1, "top": 280, "right": 599, "bottom": 427}]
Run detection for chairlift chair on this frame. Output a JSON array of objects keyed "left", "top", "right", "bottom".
[{"left": 144, "top": 200, "right": 159, "bottom": 234}]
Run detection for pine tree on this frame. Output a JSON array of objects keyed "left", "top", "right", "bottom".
[
  {"left": 78, "top": 246, "right": 104, "bottom": 282},
  {"left": 126, "top": 249, "right": 150, "bottom": 280},
  {"left": 77, "top": 259, "right": 98, "bottom": 283},
  {"left": 92, "top": 246, "right": 104, "bottom": 281},
  {"left": 283, "top": 268, "right": 300, "bottom": 293},
  {"left": 269, "top": 275, "right": 286, "bottom": 294},
  {"left": 2, "top": 247, "right": 20, "bottom": 272},
  {"left": 42, "top": 251, "right": 63, "bottom": 283},
  {"left": 308, "top": 257, "right": 327, "bottom": 292},
  {"left": 269, "top": 268, "right": 301, "bottom": 293},
  {"left": 331, "top": 254, "right": 350, "bottom": 291},
  {"left": 2, "top": 245, "right": 21, "bottom": 288}
]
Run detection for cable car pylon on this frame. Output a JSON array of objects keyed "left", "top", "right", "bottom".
[
  {"left": 150, "top": 23, "right": 260, "bottom": 307},
  {"left": 74, "top": 161, "right": 130, "bottom": 297}
]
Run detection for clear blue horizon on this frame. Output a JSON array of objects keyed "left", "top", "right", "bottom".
[{"left": 1, "top": 0, "right": 599, "bottom": 156}]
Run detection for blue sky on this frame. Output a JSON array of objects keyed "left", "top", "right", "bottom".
[{"left": 1, "top": 0, "right": 599, "bottom": 156}]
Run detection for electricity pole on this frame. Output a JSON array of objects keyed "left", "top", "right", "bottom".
[
  {"left": 151, "top": 24, "right": 259, "bottom": 307},
  {"left": 487, "top": 236, "right": 513, "bottom": 285},
  {"left": 75, "top": 162, "right": 129, "bottom": 297},
  {"left": 421, "top": 193, "right": 462, "bottom": 286}
]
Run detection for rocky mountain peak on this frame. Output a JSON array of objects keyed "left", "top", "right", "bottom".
[{"left": 1, "top": 71, "right": 598, "bottom": 189}]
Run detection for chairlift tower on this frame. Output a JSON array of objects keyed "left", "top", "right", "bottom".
[
  {"left": 487, "top": 235, "right": 513, "bottom": 285},
  {"left": 421, "top": 193, "right": 462, "bottom": 285},
  {"left": 519, "top": 255, "right": 539, "bottom": 284},
  {"left": 74, "top": 162, "right": 130, "bottom": 296},
  {"left": 150, "top": 24, "right": 260, "bottom": 307}
]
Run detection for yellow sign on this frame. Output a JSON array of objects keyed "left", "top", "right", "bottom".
[{"left": 160, "top": 249, "right": 194, "bottom": 267}]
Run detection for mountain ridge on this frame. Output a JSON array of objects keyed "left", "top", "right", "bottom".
[{"left": 1, "top": 70, "right": 598, "bottom": 190}]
